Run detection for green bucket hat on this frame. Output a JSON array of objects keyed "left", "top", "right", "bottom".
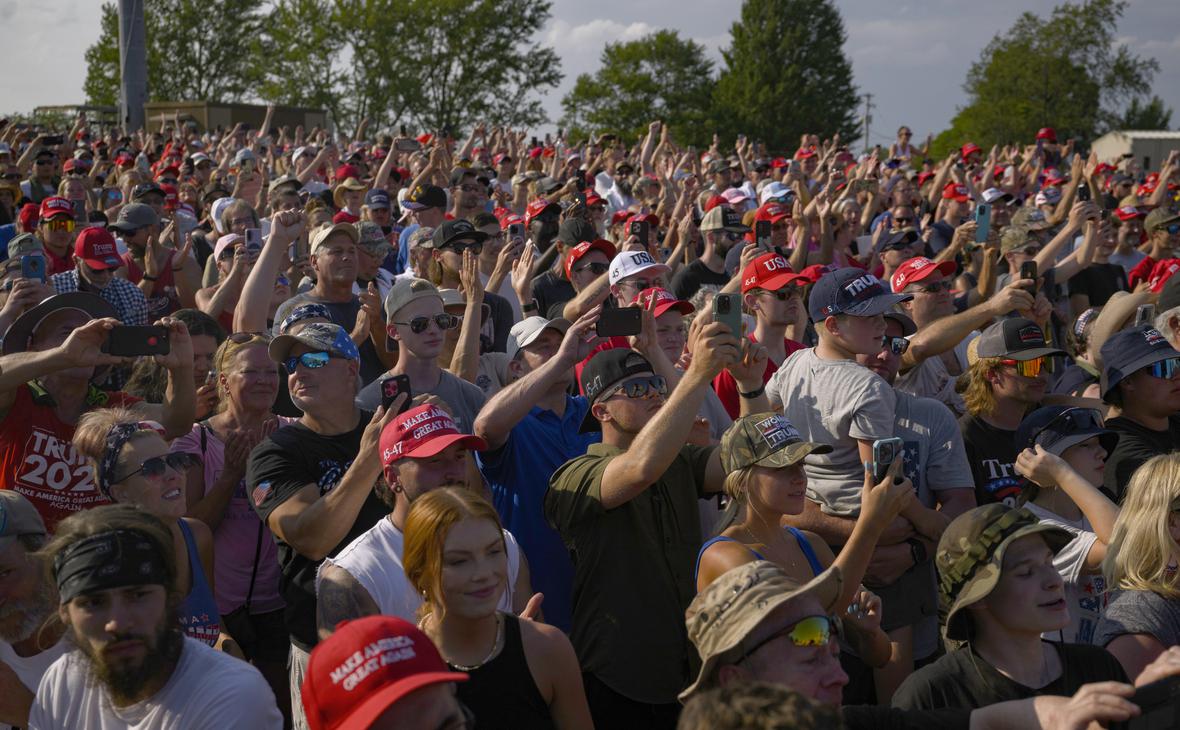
[
  {"left": 937, "top": 504, "right": 1072, "bottom": 642},
  {"left": 719, "top": 412, "right": 832, "bottom": 474}
]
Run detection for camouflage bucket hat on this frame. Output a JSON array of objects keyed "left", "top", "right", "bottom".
[
  {"left": 720, "top": 412, "right": 832, "bottom": 474},
  {"left": 937, "top": 504, "right": 1072, "bottom": 642}
]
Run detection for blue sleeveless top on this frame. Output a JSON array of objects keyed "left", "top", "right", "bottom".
[
  {"left": 178, "top": 519, "right": 222, "bottom": 647},
  {"left": 694, "top": 527, "right": 825, "bottom": 583}
]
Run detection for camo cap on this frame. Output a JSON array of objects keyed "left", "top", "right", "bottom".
[
  {"left": 937, "top": 504, "right": 1072, "bottom": 641},
  {"left": 720, "top": 412, "right": 832, "bottom": 474}
]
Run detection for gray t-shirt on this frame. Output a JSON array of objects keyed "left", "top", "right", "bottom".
[
  {"left": 767, "top": 348, "right": 896, "bottom": 516},
  {"left": 1025, "top": 503, "right": 1106, "bottom": 645},
  {"left": 1093, "top": 588, "right": 1180, "bottom": 650},
  {"left": 356, "top": 370, "right": 487, "bottom": 434}
]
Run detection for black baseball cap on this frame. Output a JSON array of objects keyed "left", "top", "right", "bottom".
[
  {"left": 403, "top": 184, "right": 447, "bottom": 210},
  {"left": 878, "top": 228, "right": 920, "bottom": 252},
  {"left": 808, "top": 268, "right": 912, "bottom": 322},
  {"left": 432, "top": 219, "right": 488, "bottom": 249},
  {"left": 581, "top": 349, "right": 654, "bottom": 403},
  {"left": 1100, "top": 325, "right": 1180, "bottom": 402},
  {"left": 556, "top": 218, "right": 597, "bottom": 247},
  {"left": 1015, "top": 405, "right": 1118, "bottom": 457},
  {"left": 131, "top": 182, "right": 164, "bottom": 201},
  {"left": 973, "top": 317, "right": 1065, "bottom": 362}
]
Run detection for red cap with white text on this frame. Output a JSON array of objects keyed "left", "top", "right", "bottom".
[{"left": 379, "top": 404, "right": 487, "bottom": 466}]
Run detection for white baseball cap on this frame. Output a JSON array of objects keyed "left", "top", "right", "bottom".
[
  {"left": 609, "top": 250, "right": 671, "bottom": 286},
  {"left": 759, "top": 181, "right": 792, "bottom": 205},
  {"left": 506, "top": 316, "right": 571, "bottom": 359}
]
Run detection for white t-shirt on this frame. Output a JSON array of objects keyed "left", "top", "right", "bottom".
[
  {"left": 1025, "top": 502, "right": 1106, "bottom": 645},
  {"left": 319, "top": 515, "right": 522, "bottom": 622},
  {"left": 29, "top": 637, "right": 282, "bottom": 729},
  {"left": 0, "top": 639, "right": 67, "bottom": 730}
]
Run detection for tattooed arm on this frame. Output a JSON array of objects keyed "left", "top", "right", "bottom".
[{"left": 316, "top": 563, "right": 381, "bottom": 641}]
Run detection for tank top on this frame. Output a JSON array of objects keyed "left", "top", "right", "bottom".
[
  {"left": 178, "top": 519, "right": 222, "bottom": 647},
  {"left": 693, "top": 527, "right": 825, "bottom": 583},
  {"left": 453, "top": 614, "right": 554, "bottom": 730}
]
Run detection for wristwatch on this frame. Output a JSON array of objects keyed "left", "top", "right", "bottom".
[{"left": 906, "top": 538, "right": 928, "bottom": 566}]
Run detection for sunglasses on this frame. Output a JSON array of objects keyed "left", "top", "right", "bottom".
[
  {"left": 1028, "top": 407, "right": 1105, "bottom": 450},
  {"left": 1167, "top": 224, "right": 1180, "bottom": 235},
  {"left": 619, "top": 279, "right": 661, "bottom": 291},
  {"left": 394, "top": 313, "right": 459, "bottom": 334},
  {"left": 443, "top": 241, "right": 483, "bottom": 256},
  {"left": 999, "top": 356, "right": 1046, "bottom": 378},
  {"left": 1145, "top": 357, "right": 1180, "bottom": 380},
  {"left": 759, "top": 287, "right": 801, "bottom": 301},
  {"left": 599, "top": 375, "right": 668, "bottom": 402},
  {"left": 283, "top": 350, "right": 335, "bottom": 372},
  {"left": 882, "top": 335, "right": 910, "bottom": 355},
  {"left": 43, "top": 218, "right": 75, "bottom": 233},
  {"left": 738, "top": 615, "right": 840, "bottom": 663},
  {"left": 912, "top": 280, "right": 953, "bottom": 294},
  {"left": 893, "top": 216, "right": 914, "bottom": 225},
  {"left": 723, "top": 231, "right": 743, "bottom": 241},
  {"left": 116, "top": 453, "right": 196, "bottom": 484},
  {"left": 574, "top": 262, "right": 608, "bottom": 276}
]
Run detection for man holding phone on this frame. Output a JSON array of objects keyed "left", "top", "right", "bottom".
[
  {"left": 50, "top": 227, "right": 148, "bottom": 327},
  {"left": 671, "top": 206, "right": 748, "bottom": 301}
]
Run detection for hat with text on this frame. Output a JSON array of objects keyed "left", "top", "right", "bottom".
[
  {"left": 972, "top": 317, "right": 1065, "bottom": 362},
  {"left": 720, "top": 412, "right": 832, "bottom": 473},
  {"left": 700, "top": 205, "right": 750, "bottom": 233},
  {"left": 506, "top": 316, "right": 571, "bottom": 359},
  {"left": 268, "top": 322, "right": 360, "bottom": 366},
  {"left": 564, "top": 238, "right": 616, "bottom": 280},
  {"left": 608, "top": 249, "right": 671, "bottom": 286},
  {"left": 807, "top": 268, "right": 911, "bottom": 322},
  {"left": 39, "top": 197, "right": 73, "bottom": 221},
  {"left": 941, "top": 183, "right": 970, "bottom": 203},
  {"left": 741, "top": 253, "right": 802, "bottom": 294},
  {"left": 379, "top": 404, "right": 487, "bottom": 466},
  {"left": 74, "top": 227, "right": 122, "bottom": 270},
  {"left": 1099, "top": 325, "right": 1180, "bottom": 402},
  {"left": 581, "top": 348, "right": 654, "bottom": 403},
  {"left": 401, "top": 184, "right": 447, "bottom": 211},
  {"left": 363, "top": 188, "right": 391, "bottom": 210},
  {"left": 890, "top": 256, "right": 957, "bottom": 293}
]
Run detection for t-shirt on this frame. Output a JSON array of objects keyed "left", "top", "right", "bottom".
[
  {"left": 356, "top": 370, "right": 486, "bottom": 434},
  {"left": 712, "top": 334, "right": 807, "bottom": 419},
  {"left": 0, "top": 383, "right": 140, "bottom": 530},
  {"left": 670, "top": 259, "right": 729, "bottom": 301},
  {"left": 545, "top": 442, "right": 714, "bottom": 704},
  {"left": 531, "top": 270, "right": 575, "bottom": 323},
  {"left": 271, "top": 292, "right": 385, "bottom": 385},
  {"left": 1093, "top": 589, "right": 1180, "bottom": 651},
  {"left": 895, "top": 336, "right": 976, "bottom": 417},
  {"left": 120, "top": 250, "right": 180, "bottom": 318},
  {"left": 1103, "top": 416, "right": 1180, "bottom": 503},
  {"left": 958, "top": 414, "right": 1022, "bottom": 507},
  {"left": 0, "top": 639, "right": 67, "bottom": 730},
  {"left": 1024, "top": 503, "right": 1106, "bottom": 644},
  {"left": 171, "top": 422, "right": 293, "bottom": 617},
  {"left": 766, "top": 348, "right": 896, "bottom": 516},
  {"left": 247, "top": 417, "right": 387, "bottom": 651},
  {"left": 1108, "top": 249, "right": 1147, "bottom": 276},
  {"left": 480, "top": 394, "right": 600, "bottom": 633},
  {"left": 29, "top": 637, "right": 283, "bottom": 729},
  {"left": 320, "top": 516, "right": 521, "bottom": 623},
  {"left": 1068, "top": 262, "right": 1127, "bottom": 307},
  {"left": 892, "top": 642, "right": 1126, "bottom": 712}
]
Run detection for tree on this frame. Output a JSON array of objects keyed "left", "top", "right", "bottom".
[
  {"left": 714, "top": 0, "right": 859, "bottom": 151},
  {"left": 935, "top": 0, "right": 1163, "bottom": 151},
  {"left": 1119, "top": 95, "right": 1173, "bottom": 130},
  {"left": 560, "top": 30, "right": 716, "bottom": 146},
  {"left": 257, "top": 0, "right": 349, "bottom": 123},
  {"left": 84, "top": 3, "right": 121, "bottom": 107}
]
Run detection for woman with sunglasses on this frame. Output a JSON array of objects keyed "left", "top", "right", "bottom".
[
  {"left": 171, "top": 332, "right": 295, "bottom": 719},
  {"left": 405, "top": 487, "right": 592, "bottom": 730},
  {"left": 892, "top": 504, "right": 1127, "bottom": 712},
  {"left": 71, "top": 407, "right": 241, "bottom": 656},
  {"left": 1096, "top": 453, "right": 1180, "bottom": 680},
  {"left": 1012, "top": 406, "right": 1120, "bottom": 644}
]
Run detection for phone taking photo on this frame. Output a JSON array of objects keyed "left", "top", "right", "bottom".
[
  {"left": 628, "top": 220, "right": 649, "bottom": 243},
  {"left": 245, "top": 228, "right": 263, "bottom": 253},
  {"left": 595, "top": 307, "right": 643, "bottom": 338},
  {"left": 20, "top": 255, "right": 46, "bottom": 283},
  {"left": 381, "top": 375, "right": 412, "bottom": 414},
  {"left": 713, "top": 293, "right": 742, "bottom": 338},
  {"left": 868, "top": 437, "right": 904, "bottom": 483},
  {"left": 102, "top": 326, "right": 170, "bottom": 357},
  {"left": 973, "top": 203, "right": 991, "bottom": 243},
  {"left": 755, "top": 220, "right": 772, "bottom": 249},
  {"left": 1020, "top": 261, "right": 1038, "bottom": 294}
]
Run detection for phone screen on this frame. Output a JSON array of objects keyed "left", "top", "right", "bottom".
[{"left": 595, "top": 307, "right": 642, "bottom": 338}]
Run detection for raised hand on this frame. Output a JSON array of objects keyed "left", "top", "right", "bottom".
[
  {"left": 152, "top": 316, "right": 194, "bottom": 372},
  {"left": 59, "top": 317, "right": 127, "bottom": 369}
]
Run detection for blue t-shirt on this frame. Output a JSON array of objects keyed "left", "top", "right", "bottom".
[
  {"left": 478, "top": 394, "right": 600, "bottom": 632},
  {"left": 395, "top": 223, "right": 418, "bottom": 275}
]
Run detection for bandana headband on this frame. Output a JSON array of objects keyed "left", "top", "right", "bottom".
[
  {"left": 97, "top": 421, "right": 166, "bottom": 498},
  {"left": 54, "top": 529, "right": 170, "bottom": 604}
]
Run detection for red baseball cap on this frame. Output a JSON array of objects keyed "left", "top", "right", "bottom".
[
  {"left": 160, "top": 183, "right": 179, "bottom": 211},
  {"left": 610, "top": 210, "right": 631, "bottom": 226},
  {"left": 1036, "top": 127, "right": 1057, "bottom": 143},
  {"left": 794, "top": 147, "right": 817, "bottom": 160},
  {"left": 890, "top": 256, "right": 957, "bottom": 293},
  {"left": 380, "top": 404, "right": 487, "bottom": 467},
  {"left": 74, "top": 227, "right": 122, "bottom": 270},
  {"left": 741, "top": 252, "right": 802, "bottom": 293},
  {"left": 941, "top": 183, "right": 970, "bottom": 203},
  {"left": 917, "top": 171, "right": 936, "bottom": 186},
  {"left": 332, "top": 210, "right": 360, "bottom": 224},
  {"left": 584, "top": 190, "right": 606, "bottom": 208},
  {"left": 301, "top": 615, "right": 468, "bottom": 730},
  {"left": 1114, "top": 205, "right": 1146, "bottom": 221},
  {"left": 115, "top": 152, "right": 135, "bottom": 167},
  {"left": 627, "top": 212, "right": 659, "bottom": 227},
  {"left": 39, "top": 197, "right": 73, "bottom": 221},
  {"left": 797, "top": 263, "right": 837, "bottom": 285},
  {"left": 18, "top": 203, "right": 39, "bottom": 231},
  {"left": 564, "top": 238, "right": 616, "bottom": 279},
  {"left": 634, "top": 287, "right": 694, "bottom": 317},
  {"left": 770, "top": 157, "right": 789, "bottom": 169},
  {"left": 416, "top": 133, "right": 433, "bottom": 145},
  {"left": 155, "top": 162, "right": 180, "bottom": 179},
  {"left": 62, "top": 159, "right": 81, "bottom": 175},
  {"left": 960, "top": 143, "right": 982, "bottom": 159},
  {"left": 525, "top": 197, "right": 559, "bottom": 226},
  {"left": 499, "top": 213, "right": 524, "bottom": 230},
  {"left": 492, "top": 152, "right": 512, "bottom": 166},
  {"left": 1149, "top": 259, "right": 1180, "bottom": 293},
  {"left": 704, "top": 194, "right": 727, "bottom": 212},
  {"left": 753, "top": 202, "right": 791, "bottom": 224},
  {"left": 334, "top": 163, "right": 363, "bottom": 182}
]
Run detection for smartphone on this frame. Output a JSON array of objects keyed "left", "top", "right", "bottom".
[
  {"left": 381, "top": 374, "right": 412, "bottom": 414},
  {"left": 394, "top": 138, "right": 421, "bottom": 152},
  {"left": 507, "top": 223, "right": 524, "bottom": 241},
  {"left": 72, "top": 199, "right": 87, "bottom": 223},
  {"left": 245, "top": 228, "right": 262, "bottom": 253},
  {"left": 628, "top": 220, "right": 650, "bottom": 243},
  {"left": 1136, "top": 304, "right": 1156, "bottom": 328},
  {"left": 103, "top": 326, "right": 170, "bottom": 357},
  {"left": 713, "top": 293, "right": 743, "bottom": 338},
  {"left": 205, "top": 370, "right": 218, "bottom": 386},
  {"left": 41, "top": 134, "right": 64, "bottom": 146},
  {"left": 868, "top": 437, "right": 904, "bottom": 483},
  {"left": 1115, "top": 674, "right": 1180, "bottom": 730},
  {"left": 288, "top": 242, "right": 299, "bottom": 263},
  {"left": 1020, "top": 261, "right": 1038, "bottom": 294},
  {"left": 973, "top": 203, "right": 991, "bottom": 243},
  {"left": 20, "top": 255, "right": 46, "bottom": 283},
  {"left": 595, "top": 307, "right": 643, "bottom": 338},
  {"left": 755, "top": 220, "right": 772, "bottom": 249}
]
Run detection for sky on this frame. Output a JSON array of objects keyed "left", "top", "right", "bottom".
[{"left": 3, "top": 0, "right": 1178, "bottom": 146}]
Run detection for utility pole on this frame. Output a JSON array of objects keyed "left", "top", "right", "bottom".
[
  {"left": 117, "top": 0, "right": 148, "bottom": 132},
  {"left": 862, "top": 93, "right": 875, "bottom": 154}
]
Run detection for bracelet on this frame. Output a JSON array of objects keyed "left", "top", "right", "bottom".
[
  {"left": 522, "top": 301, "right": 538, "bottom": 312},
  {"left": 143, "top": 275, "right": 157, "bottom": 282},
  {"left": 738, "top": 384, "right": 765, "bottom": 399}
]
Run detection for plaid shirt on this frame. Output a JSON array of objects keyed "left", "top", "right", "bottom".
[{"left": 51, "top": 270, "right": 149, "bottom": 326}]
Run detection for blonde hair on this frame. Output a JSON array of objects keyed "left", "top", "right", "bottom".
[
  {"left": 961, "top": 357, "right": 1002, "bottom": 417},
  {"left": 211, "top": 334, "right": 273, "bottom": 412},
  {"left": 403, "top": 488, "right": 506, "bottom": 619},
  {"left": 723, "top": 466, "right": 758, "bottom": 503},
  {"left": 1103, "top": 453, "right": 1180, "bottom": 599},
  {"left": 72, "top": 406, "right": 153, "bottom": 468}
]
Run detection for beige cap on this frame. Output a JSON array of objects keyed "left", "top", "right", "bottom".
[{"left": 310, "top": 222, "right": 360, "bottom": 255}]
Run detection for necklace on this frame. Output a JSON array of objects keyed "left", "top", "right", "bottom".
[{"left": 420, "top": 612, "right": 504, "bottom": 672}]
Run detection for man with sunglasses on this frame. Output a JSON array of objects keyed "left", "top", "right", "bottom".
[
  {"left": 449, "top": 168, "right": 487, "bottom": 222},
  {"left": 20, "top": 148, "right": 57, "bottom": 206},
  {"left": 671, "top": 206, "right": 748, "bottom": 301},
  {"left": 356, "top": 277, "right": 486, "bottom": 433},
  {"left": 50, "top": 227, "right": 148, "bottom": 328},
  {"left": 428, "top": 219, "right": 513, "bottom": 352},
  {"left": 546, "top": 322, "right": 766, "bottom": 729},
  {"left": 1098, "top": 326, "right": 1180, "bottom": 502}
]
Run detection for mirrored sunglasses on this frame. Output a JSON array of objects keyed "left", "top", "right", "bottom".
[
  {"left": 283, "top": 350, "right": 333, "bottom": 372},
  {"left": 394, "top": 313, "right": 459, "bottom": 334}
]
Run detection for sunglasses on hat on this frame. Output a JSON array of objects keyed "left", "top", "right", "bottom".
[
  {"left": 999, "top": 356, "right": 1045, "bottom": 378},
  {"left": 737, "top": 615, "right": 840, "bottom": 664},
  {"left": 1028, "top": 407, "right": 1105, "bottom": 451},
  {"left": 573, "top": 262, "right": 608, "bottom": 276},
  {"left": 443, "top": 241, "right": 483, "bottom": 255},
  {"left": 394, "top": 313, "right": 460, "bottom": 334}
]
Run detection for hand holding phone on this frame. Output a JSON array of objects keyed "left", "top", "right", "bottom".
[
  {"left": 1020, "top": 261, "right": 1038, "bottom": 295},
  {"left": 974, "top": 203, "right": 991, "bottom": 244},
  {"left": 713, "top": 293, "right": 743, "bottom": 338},
  {"left": 102, "top": 326, "right": 171, "bottom": 357}
]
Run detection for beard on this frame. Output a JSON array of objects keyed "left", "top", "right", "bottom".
[
  {"left": 71, "top": 617, "right": 184, "bottom": 706},
  {"left": 0, "top": 581, "right": 55, "bottom": 643}
]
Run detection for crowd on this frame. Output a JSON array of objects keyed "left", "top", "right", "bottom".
[{"left": 3, "top": 110, "right": 1180, "bottom": 730}]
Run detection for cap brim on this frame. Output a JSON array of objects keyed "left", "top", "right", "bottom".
[
  {"left": 1005, "top": 346, "right": 1067, "bottom": 361},
  {"left": 331, "top": 671, "right": 469, "bottom": 730},
  {"left": 1102, "top": 349, "right": 1179, "bottom": 399},
  {"left": 82, "top": 257, "right": 122, "bottom": 271},
  {"left": 652, "top": 301, "right": 695, "bottom": 317},
  {"left": 1044, "top": 428, "right": 1119, "bottom": 457},
  {"left": 752, "top": 272, "right": 805, "bottom": 293},
  {"left": 1, "top": 292, "right": 118, "bottom": 356},
  {"left": 843, "top": 292, "right": 913, "bottom": 317},
  {"left": 756, "top": 441, "right": 833, "bottom": 468},
  {"left": 441, "top": 230, "right": 490, "bottom": 248},
  {"left": 399, "top": 433, "right": 488, "bottom": 461}
]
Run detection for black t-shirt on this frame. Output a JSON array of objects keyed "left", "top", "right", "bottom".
[
  {"left": 483, "top": 290, "right": 514, "bottom": 353},
  {"left": 1068, "top": 263, "right": 1127, "bottom": 307},
  {"left": 247, "top": 415, "right": 387, "bottom": 650},
  {"left": 892, "top": 642, "right": 1126, "bottom": 712},
  {"left": 1103, "top": 416, "right": 1180, "bottom": 502},
  {"left": 959, "top": 414, "right": 1022, "bottom": 507},
  {"left": 842, "top": 706, "right": 970, "bottom": 730},
  {"left": 670, "top": 259, "right": 729, "bottom": 301},
  {"left": 531, "top": 270, "right": 575, "bottom": 323}
]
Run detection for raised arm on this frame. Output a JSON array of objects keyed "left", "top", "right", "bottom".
[
  {"left": 135, "top": 316, "right": 197, "bottom": 440},
  {"left": 235, "top": 211, "right": 304, "bottom": 334},
  {"left": 900, "top": 279, "right": 1033, "bottom": 370},
  {"left": 316, "top": 562, "right": 380, "bottom": 640}
]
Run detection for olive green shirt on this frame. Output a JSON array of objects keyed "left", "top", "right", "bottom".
[{"left": 545, "top": 442, "right": 715, "bottom": 704}]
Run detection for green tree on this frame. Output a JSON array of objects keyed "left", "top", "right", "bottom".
[
  {"left": 714, "top": 0, "right": 859, "bottom": 151},
  {"left": 257, "top": 0, "right": 348, "bottom": 122},
  {"left": 560, "top": 30, "right": 715, "bottom": 146},
  {"left": 1118, "top": 95, "right": 1173, "bottom": 130},
  {"left": 936, "top": 0, "right": 1162, "bottom": 151},
  {"left": 84, "top": 3, "right": 121, "bottom": 107}
]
